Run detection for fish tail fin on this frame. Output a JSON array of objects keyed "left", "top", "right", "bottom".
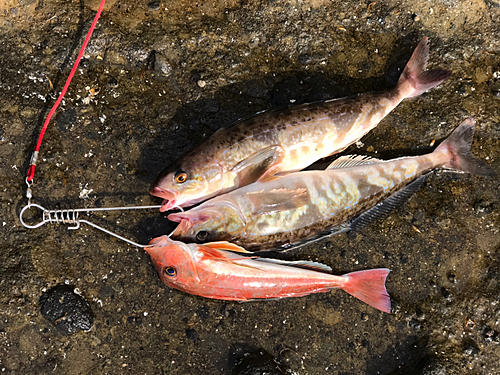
[
  {"left": 341, "top": 268, "right": 391, "bottom": 313},
  {"left": 434, "top": 117, "right": 497, "bottom": 177},
  {"left": 397, "top": 37, "right": 451, "bottom": 98}
]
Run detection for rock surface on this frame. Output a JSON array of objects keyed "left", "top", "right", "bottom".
[
  {"left": 40, "top": 284, "right": 94, "bottom": 336},
  {"left": 0, "top": 0, "right": 499, "bottom": 373}
]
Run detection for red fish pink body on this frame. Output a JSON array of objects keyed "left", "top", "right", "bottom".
[{"left": 145, "top": 236, "right": 391, "bottom": 313}]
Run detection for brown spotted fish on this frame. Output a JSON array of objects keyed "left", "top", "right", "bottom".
[
  {"left": 168, "top": 118, "right": 496, "bottom": 251},
  {"left": 152, "top": 38, "right": 451, "bottom": 212}
]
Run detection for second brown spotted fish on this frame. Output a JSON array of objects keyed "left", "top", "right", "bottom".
[
  {"left": 168, "top": 118, "right": 496, "bottom": 251},
  {"left": 151, "top": 38, "right": 451, "bottom": 212}
]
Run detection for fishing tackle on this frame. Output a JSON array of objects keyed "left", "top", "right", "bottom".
[{"left": 20, "top": 201, "right": 164, "bottom": 248}]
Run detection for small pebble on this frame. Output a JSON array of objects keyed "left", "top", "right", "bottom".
[
  {"left": 108, "top": 77, "right": 118, "bottom": 87},
  {"left": 197, "top": 80, "right": 206, "bottom": 88},
  {"left": 147, "top": 0, "right": 161, "bottom": 10},
  {"left": 232, "top": 350, "right": 283, "bottom": 375},
  {"left": 186, "top": 328, "right": 198, "bottom": 341}
]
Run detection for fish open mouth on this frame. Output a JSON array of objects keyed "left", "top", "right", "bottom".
[
  {"left": 167, "top": 213, "right": 192, "bottom": 237},
  {"left": 150, "top": 187, "right": 177, "bottom": 212}
]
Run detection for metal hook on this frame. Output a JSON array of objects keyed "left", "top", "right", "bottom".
[
  {"left": 19, "top": 203, "right": 165, "bottom": 248},
  {"left": 167, "top": 205, "right": 184, "bottom": 237}
]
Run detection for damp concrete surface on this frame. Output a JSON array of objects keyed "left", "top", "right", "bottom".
[{"left": 1, "top": 0, "right": 500, "bottom": 374}]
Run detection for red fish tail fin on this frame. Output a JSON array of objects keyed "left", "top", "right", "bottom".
[
  {"left": 397, "top": 37, "right": 451, "bottom": 98},
  {"left": 434, "top": 117, "right": 497, "bottom": 177},
  {"left": 341, "top": 269, "right": 391, "bottom": 313}
]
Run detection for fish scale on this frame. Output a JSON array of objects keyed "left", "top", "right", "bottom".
[
  {"left": 169, "top": 118, "right": 496, "bottom": 251},
  {"left": 145, "top": 236, "right": 391, "bottom": 312},
  {"left": 152, "top": 38, "right": 452, "bottom": 211}
]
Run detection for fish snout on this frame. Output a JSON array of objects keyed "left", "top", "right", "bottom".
[
  {"left": 150, "top": 186, "right": 177, "bottom": 212},
  {"left": 148, "top": 235, "right": 172, "bottom": 247}
]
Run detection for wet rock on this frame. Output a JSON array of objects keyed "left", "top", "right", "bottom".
[
  {"left": 185, "top": 328, "right": 198, "bottom": 341},
  {"left": 56, "top": 108, "right": 77, "bottom": 132},
  {"left": 440, "top": 287, "right": 451, "bottom": 300},
  {"left": 385, "top": 59, "right": 406, "bottom": 85},
  {"left": 462, "top": 339, "right": 480, "bottom": 357},
  {"left": 447, "top": 272, "right": 456, "bottom": 284},
  {"left": 473, "top": 199, "right": 494, "bottom": 215},
  {"left": 40, "top": 285, "right": 94, "bottom": 336},
  {"left": 409, "top": 318, "right": 422, "bottom": 330},
  {"left": 2, "top": 0, "right": 500, "bottom": 373},
  {"left": 196, "top": 304, "right": 210, "bottom": 319},
  {"left": 232, "top": 349, "right": 283, "bottom": 375},
  {"left": 107, "top": 76, "right": 118, "bottom": 87},
  {"left": 298, "top": 54, "right": 312, "bottom": 65},
  {"left": 147, "top": 0, "right": 161, "bottom": 10},
  {"left": 126, "top": 316, "right": 143, "bottom": 325},
  {"left": 480, "top": 326, "right": 499, "bottom": 343},
  {"left": 154, "top": 53, "right": 173, "bottom": 76}
]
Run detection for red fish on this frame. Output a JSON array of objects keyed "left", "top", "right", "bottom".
[{"left": 145, "top": 236, "right": 391, "bottom": 313}]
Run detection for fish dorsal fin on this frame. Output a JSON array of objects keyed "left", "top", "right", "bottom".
[
  {"left": 203, "top": 241, "right": 252, "bottom": 253},
  {"left": 230, "top": 146, "right": 285, "bottom": 186},
  {"left": 199, "top": 245, "right": 255, "bottom": 263},
  {"left": 199, "top": 245, "right": 266, "bottom": 271},
  {"left": 199, "top": 245, "right": 233, "bottom": 260},
  {"left": 255, "top": 257, "right": 332, "bottom": 273},
  {"left": 246, "top": 188, "right": 310, "bottom": 215},
  {"left": 327, "top": 155, "right": 383, "bottom": 169},
  {"left": 350, "top": 174, "right": 428, "bottom": 231}
]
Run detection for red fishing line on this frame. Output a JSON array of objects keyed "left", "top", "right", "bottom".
[{"left": 26, "top": 0, "right": 107, "bottom": 184}]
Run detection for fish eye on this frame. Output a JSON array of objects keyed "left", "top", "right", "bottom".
[
  {"left": 164, "top": 266, "right": 177, "bottom": 277},
  {"left": 196, "top": 231, "right": 210, "bottom": 242},
  {"left": 174, "top": 171, "right": 187, "bottom": 184}
]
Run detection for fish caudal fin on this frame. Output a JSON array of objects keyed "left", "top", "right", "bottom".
[
  {"left": 397, "top": 37, "right": 451, "bottom": 98},
  {"left": 435, "top": 117, "right": 497, "bottom": 177},
  {"left": 341, "top": 269, "right": 391, "bottom": 313}
]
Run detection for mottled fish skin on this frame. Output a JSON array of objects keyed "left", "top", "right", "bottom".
[
  {"left": 169, "top": 118, "right": 496, "bottom": 251},
  {"left": 145, "top": 235, "right": 391, "bottom": 312},
  {"left": 200, "top": 92, "right": 401, "bottom": 173},
  {"left": 152, "top": 38, "right": 451, "bottom": 211},
  {"left": 171, "top": 153, "right": 438, "bottom": 250}
]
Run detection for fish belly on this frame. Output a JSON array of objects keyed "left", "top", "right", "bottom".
[{"left": 190, "top": 261, "right": 343, "bottom": 300}]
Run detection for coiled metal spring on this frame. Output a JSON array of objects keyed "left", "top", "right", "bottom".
[
  {"left": 20, "top": 203, "right": 163, "bottom": 247},
  {"left": 44, "top": 208, "right": 80, "bottom": 228}
]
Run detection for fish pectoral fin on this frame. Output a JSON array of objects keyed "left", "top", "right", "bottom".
[
  {"left": 230, "top": 145, "right": 285, "bottom": 186},
  {"left": 256, "top": 171, "right": 282, "bottom": 183},
  {"left": 203, "top": 241, "right": 252, "bottom": 253},
  {"left": 349, "top": 174, "right": 428, "bottom": 232},
  {"left": 326, "top": 155, "right": 383, "bottom": 169},
  {"left": 246, "top": 188, "right": 310, "bottom": 215},
  {"left": 254, "top": 258, "right": 333, "bottom": 273}
]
